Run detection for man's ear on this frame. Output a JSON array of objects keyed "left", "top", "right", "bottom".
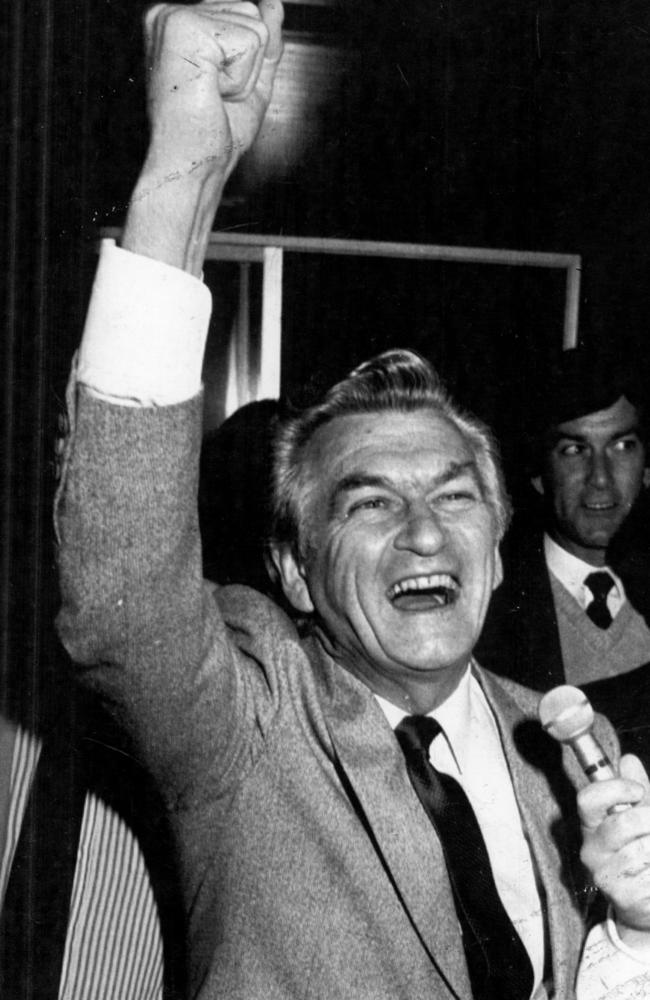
[
  {"left": 643, "top": 467, "right": 650, "bottom": 489},
  {"left": 268, "top": 542, "right": 314, "bottom": 614},
  {"left": 531, "top": 474, "right": 544, "bottom": 496}
]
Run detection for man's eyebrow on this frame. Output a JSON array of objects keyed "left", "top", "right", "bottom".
[
  {"left": 327, "top": 461, "right": 480, "bottom": 516},
  {"left": 432, "top": 460, "right": 481, "bottom": 486},
  {"left": 549, "top": 430, "right": 587, "bottom": 445},
  {"left": 610, "top": 423, "right": 641, "bottom": 439},
  {"left": 327, "top": 474, "right": 393, "bottom": 517}
]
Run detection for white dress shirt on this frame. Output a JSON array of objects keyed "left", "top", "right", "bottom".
[{"left": 78, "top": 240, "right": 210, "bottom": 406}]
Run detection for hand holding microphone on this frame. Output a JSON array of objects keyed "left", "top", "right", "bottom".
[{"left": 540, "top": 685, "right": 650, "bottom": 937}]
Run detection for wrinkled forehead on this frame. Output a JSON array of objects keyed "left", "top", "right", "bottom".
[{"left": 304, "top": 409, "right": 475, "bottom": 481}]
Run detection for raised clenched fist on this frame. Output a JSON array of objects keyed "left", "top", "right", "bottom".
[{"left": 141, "top": 1, "right": 283, "bottom": 180}]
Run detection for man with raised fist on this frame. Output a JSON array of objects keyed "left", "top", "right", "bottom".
[{"left": 55, "top": 3, "right": 650, "bottom": 997}]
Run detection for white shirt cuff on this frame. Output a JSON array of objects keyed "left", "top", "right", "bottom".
[
  {"left": 77, "top": 239, "right": 212, "bottom": 406},
  {"left": 577, "top": 914, "right": 650, "bottom": 999}
]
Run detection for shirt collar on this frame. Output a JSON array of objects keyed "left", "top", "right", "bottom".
[
  {"left": 544, "top": 533, "right": 623, "bottom": 608},
  {"left": 375, "top": 666, "right": 474, "bottom": 770}
]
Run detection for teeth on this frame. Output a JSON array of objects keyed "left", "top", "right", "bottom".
[{"left": 389, "top": 574, "right": 458, "bottom": 600}]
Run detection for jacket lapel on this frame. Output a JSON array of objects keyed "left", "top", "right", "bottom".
[{"left": 313, "top": 645, "right": 471, "bottom": 999}]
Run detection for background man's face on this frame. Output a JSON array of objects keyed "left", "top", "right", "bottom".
[
  {"left": 533, "top": 396, "right": 648, "bottom": 565},
  {"left": 280, "top": 409, "right": 502, "bottom": 705}
]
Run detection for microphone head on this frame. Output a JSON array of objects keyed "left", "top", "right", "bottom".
[{"left": 539, "top": 685, "right": 594, "bottom": 743}]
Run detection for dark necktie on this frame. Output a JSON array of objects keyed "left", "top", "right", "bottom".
[
  {"left": 584, "top": 571, "right": 614, "bottom": 629},
  {"left": 395, "top": 715, "right": 534, "bottom": 1000}
]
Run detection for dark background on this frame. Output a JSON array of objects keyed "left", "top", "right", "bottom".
[
  {"left": 3, "top": 0, "right": 650, "bottom": 851},
  {"left": 46, "top": 0, "right": 650, "bottom": 434}
]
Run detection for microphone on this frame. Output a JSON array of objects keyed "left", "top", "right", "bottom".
[{"left": 538, "top": 685, "right": 617, "bottom": 782}]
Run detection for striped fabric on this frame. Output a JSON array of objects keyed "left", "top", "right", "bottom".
[
  {"left": 1, "top": 726, "right": 163, "bottom": 999},
  {"left": 0, "top": 725, "right": 40, "bottom": 903}
]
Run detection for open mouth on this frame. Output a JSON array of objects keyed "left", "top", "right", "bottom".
[{"left": 388, "top": 573, "right": 460, "bottom": 611}]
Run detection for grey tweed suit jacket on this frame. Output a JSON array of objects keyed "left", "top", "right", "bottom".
[{"left": 55, "top": 388, "right": 616, "bottom": 1000}]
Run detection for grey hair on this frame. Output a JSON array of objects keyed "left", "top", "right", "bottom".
[{"left": 271, "top": 349, "right": 511, "bottom": 555}]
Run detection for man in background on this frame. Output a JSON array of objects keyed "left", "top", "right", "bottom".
[{"left": 478, "top": 347, "right": 650, "bottom": 764}]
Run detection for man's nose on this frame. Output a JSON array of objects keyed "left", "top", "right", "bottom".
[
  {"left": 394, "top": 505, "right": 446, "bottom": 554},
  {"left": 587, "top": 451, "right": 613, "bottom": 489}
]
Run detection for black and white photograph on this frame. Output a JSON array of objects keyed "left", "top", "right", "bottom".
[{"left": 4, "top": 1, "right": 650, "bottom": 996}]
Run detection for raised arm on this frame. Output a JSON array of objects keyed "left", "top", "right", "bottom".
[{"left": 55, "top": 1, "right": 284, "bottom": 802}]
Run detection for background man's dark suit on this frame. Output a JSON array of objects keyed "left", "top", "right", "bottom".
[{"left": 477, "top": 506, "right": 650, "bottom": 771}]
